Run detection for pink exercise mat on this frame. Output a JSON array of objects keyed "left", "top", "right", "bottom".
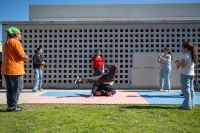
[{"left": 24, "top": 92, "right": 149, "bottom": 105}]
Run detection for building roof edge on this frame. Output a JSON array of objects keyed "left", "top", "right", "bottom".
[{"left": 1, "top": 20, "right": 200, "bottom": 25}]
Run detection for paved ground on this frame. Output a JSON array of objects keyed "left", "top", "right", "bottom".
[{"left": 0, "top": 89, "right": 188, "bottom": 104}]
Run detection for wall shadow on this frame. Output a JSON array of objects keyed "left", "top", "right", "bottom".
[{"left": 120, "top": 105, "right": 177, "bottom": 109}]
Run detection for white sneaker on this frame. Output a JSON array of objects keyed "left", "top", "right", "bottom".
[{"left": 73, "top": 77, "right": 80, "bottom": 86}]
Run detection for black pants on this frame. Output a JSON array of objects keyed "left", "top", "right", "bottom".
[
  {"left": 93, "top": 68, "right": 102, "bottom": 87},
  {"left": 4, "top": 75, "right": 23, "bottom": 107},
  {"left": 92, "top": 84, "right": 116, "bottom": 96},
  {"left": 81, "top": 65, "right": 118, "bottom": 84}
]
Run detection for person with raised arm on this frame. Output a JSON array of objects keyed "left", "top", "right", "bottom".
[{"left": 157, "top": 47, "right": 173, "bottom": 92}]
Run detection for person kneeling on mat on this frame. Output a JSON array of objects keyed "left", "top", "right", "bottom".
[{"left": 73, "top": 65, "right": 117, "bottom": 98}]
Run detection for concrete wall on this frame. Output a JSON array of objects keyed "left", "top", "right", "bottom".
[
  {"left": 29, "top": 4, "right": 200, "bottom": 21},
  {"left": 1, "top": 23, "right": 200, "bottom": 89}
]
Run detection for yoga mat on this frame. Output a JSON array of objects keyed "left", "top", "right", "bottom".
[
  {"left": 24, "top": 92, "right": 149, "bottom": 104},
  {"left": 137, "top": 92, "right": 200, "bottom": 105}
]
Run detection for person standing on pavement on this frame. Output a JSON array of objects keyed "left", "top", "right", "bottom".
[
  {"left": 32, "top": 47, "right": 45, "bottom": 92},
  {"left": 157, "top": 47, "right": 173, "bottom": 92},
  {"left": 1, "top": 26, "right": 29, "bottom": 112},
  {"left": 92, "top": 50, "right": 104, "bottom": 87}
]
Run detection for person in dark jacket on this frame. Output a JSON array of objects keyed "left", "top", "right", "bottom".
[
  {"left": 32, "top": 47, "right": 45, "bottom": 92},
  {"left": 74, "top": 65, "right": 117, "bottom": 98}
]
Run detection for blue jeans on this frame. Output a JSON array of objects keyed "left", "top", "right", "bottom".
[
  {"left": 159, "top": 69, "right": 171, "bottom": 89},
  {"left": 33, "top": 68, "right": 43, "bottom": 91},
  {"left": 180, "top": 74, "right": 194, "bottom": 108}
]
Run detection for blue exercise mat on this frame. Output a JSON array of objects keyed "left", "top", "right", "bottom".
[
  {"left": 137, "top": 92, "right": 200, "bottom": 105},
  {"left": 40, "top": 91, "right": 91, "bottom": 97},
  {"left": 40, "top": 91, "right": 200, "bottom": 105}
]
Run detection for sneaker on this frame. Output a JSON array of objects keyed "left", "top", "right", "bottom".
[
  {"left": 74, "top": 77, "right": 80, "bottom": 86},
  {"left": 32, "top": 90, "right": 40, "bottom": 93},
  {"left": 11, "top": 106, "right": 24, "bottom": 111},
  {"left": 6, "top": 107, "right": 12, "bottom": 112},
  {"left": 6, "top": 107, "right": 16, "bottom": 112},
  {"left": 7, "top": 106, "right": 24, "bottom": 112},
  {"left": 164, "top": 89, "right": 169, "bottom": 92},
  {"left": 178, "top": 106, "right": 191, "bottom": 110},
  {"left": 157, "top": 89, "right": 162, "bottom": 91},
  {"left": 14, "top": 106, "right": 24, "bottom": 111},
  {"left": 39, "top": 89, "right": 43, "bottom": 92}
]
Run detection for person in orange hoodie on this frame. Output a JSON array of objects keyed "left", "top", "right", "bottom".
[{"left": 1, "top": 27, "right": 29, "bottom": 112}]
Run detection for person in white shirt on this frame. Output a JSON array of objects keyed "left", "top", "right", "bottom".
[{"left": 176, "top": 41, "right": 198, "bottom": 110}]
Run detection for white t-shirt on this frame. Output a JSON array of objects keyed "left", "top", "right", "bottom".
[{"left": 179, "top": 52, "right": 195, "bottom": 75}]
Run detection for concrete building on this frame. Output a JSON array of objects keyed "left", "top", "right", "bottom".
[{"left": 1, "top": 4, "right": 200, "bottom": 89}]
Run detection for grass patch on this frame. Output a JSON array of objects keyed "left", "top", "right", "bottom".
[{"left": 0, "top": 104, "right": 200, "bottom": 133}]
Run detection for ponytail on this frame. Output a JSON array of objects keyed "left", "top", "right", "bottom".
[
  {"left": 164, "top": 47, "right": 173, "bottom": 61},
  {"left": 5, "top": 33, "right": 18, "bottom": 56},
  {"left": 182, "top": 41, "right": 198, "bottom": 64},
  {"left": 6, "top": 33, "right": 17, "bottom": 45},
  {"left": 191, "top": 45, "right": 198, "bottom": 64}
]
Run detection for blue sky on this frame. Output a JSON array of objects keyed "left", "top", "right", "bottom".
[{"left": 0, "top": 0, "right": 200, "bottom": 43}]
